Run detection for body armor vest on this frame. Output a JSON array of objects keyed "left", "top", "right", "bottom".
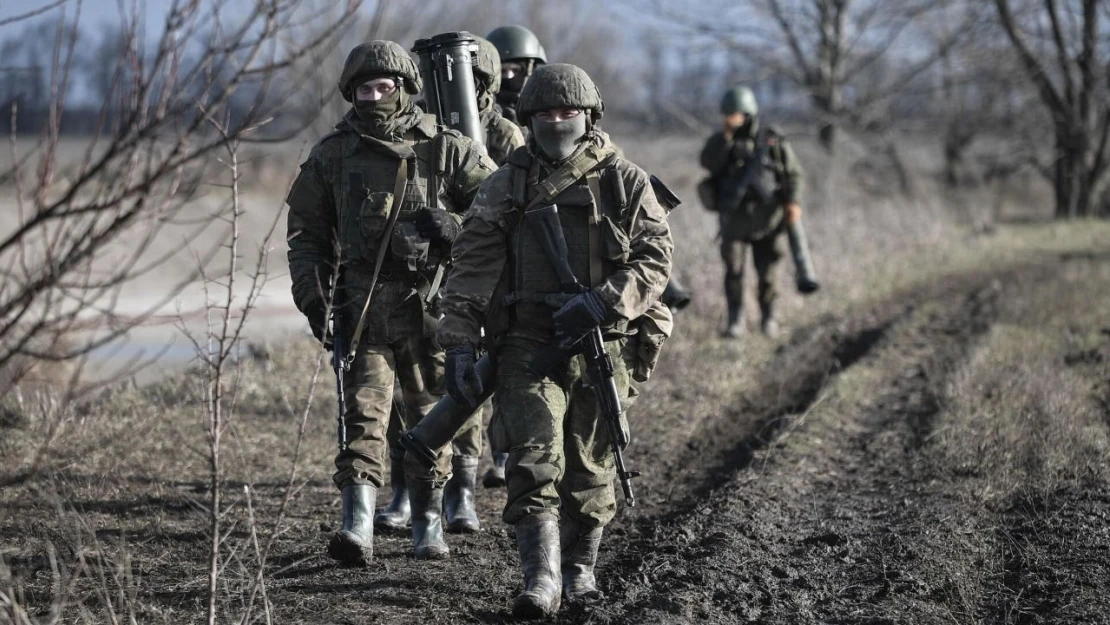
[
  {"left": 719, "top": 129, "right": 788, "bottom": 240},
  {"left": 335, "top": 128, "right": 446, "bottom": 275},
  {"left": 503, "top": 148, "right": 633, "bottom": 336}
]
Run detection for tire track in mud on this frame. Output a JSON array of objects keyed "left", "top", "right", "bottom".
[{"left": 589, "top": 267, "right": 1052, "bottom": 625}]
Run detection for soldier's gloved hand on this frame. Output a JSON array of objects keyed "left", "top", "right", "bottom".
[
  {"left": 305, "top": 300, "right": 330, "bottom": 346},
  {"left": 445, "top": 345, "right": 483, "bottom": 408},
  {"left": 416, "top": 208, "right": 461, "bottom": 244},
  {"left": 552, "top": 290, "right": 607, "bottom": 343}
]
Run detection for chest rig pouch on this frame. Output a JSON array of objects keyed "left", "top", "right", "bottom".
[{"left": 337, "top": 129, "right": 448, "bottom": 273}]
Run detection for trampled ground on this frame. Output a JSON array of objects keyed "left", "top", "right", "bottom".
[{"left": 2, "top": 135, "right": 1108, "bottom": 624}]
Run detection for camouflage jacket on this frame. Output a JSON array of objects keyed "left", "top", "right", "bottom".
[
  {"left": 286, "top": 107, "right": 495, "bottom": 344},
  {"left": 481, "top": 103, "right": 525, "bottom": 166},
  {"left": 436, "top": 131, "right": 673, "bottom": 350},
  {"left": 700, "top": 120, "right": 804, "bottom": 241}
]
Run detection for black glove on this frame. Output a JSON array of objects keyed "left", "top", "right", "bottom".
[
  {"left": 444, "top": 345, "right": 483, "bottom": 408},
  {"left": 305, "top": 300, "right": 329, "bottom": 346},
  {"left": 416, "top": 208, "right": 461, "bottom": 244},
  {"left": 552, "top": 290, "right": 606, "bottom": 343}
]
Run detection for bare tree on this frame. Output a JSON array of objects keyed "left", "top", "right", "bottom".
[
  {"left": 659, "top": 0, "right": 975, "bottom": 152},
  {"left": 994, "top": 0, "right": 1110, "bottom": 217},
  {"left": 0, "top": 0, "right": 357, "bottom": 397}
]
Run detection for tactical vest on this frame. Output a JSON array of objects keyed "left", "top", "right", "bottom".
[
  {"left": 501, "top": 145, "right": 633, "bottom": 336},
  {"left": 719, "top": 129, "right": 789, "bottom": 240},
  {"left": 334, "top": 121, "right": 450, "bottom": 277}
]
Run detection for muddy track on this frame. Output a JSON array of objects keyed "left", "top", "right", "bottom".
[
  {"left": 5, "top": 255, "right": 1109, "bottom": 625},
  {"left": 587, "top": 261, "right": 1109, "bottom": 625}
]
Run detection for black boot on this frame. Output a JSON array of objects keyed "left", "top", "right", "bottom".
[
  {"left": 326, "top": 484, "right": 375, "bottom": 566},
  {"left": 760, "top": 301, "right": 779, "bottom": 338},
  {"left": 512, "top": 515, "right": 561, "bottom": 618},
  {"left": 722, "top": 297, "right": 745, "bottom": 339},
  {"left": 482, "top": 452, "right": 508, "bottom": 488},
  {"left": 410, "top": 481, "right": 450, "bottom": 560},
  {"left": 445, "top": 455, "right": 481, "bottom": 533},
  {"left": 561, "top": 517, "right": 603, "bottom": 603},
  {"left": 374, "top": 450, "right": 411, "bottom": 533}
]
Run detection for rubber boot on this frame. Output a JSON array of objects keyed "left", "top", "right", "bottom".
[
  {"left": 444, "top": 455, "right": 481, "bottom": 533},
  {"left": 483, "top": 452, "right": 508, "bottom": 488},
  {"left": 722, "top": 296, "right": 745, "bottom": 339},
  {"left": 760, "top": 301, "right": 779, "bottom": 338},
  {"left": 561, "top": 516, "right": 603, "bottom": 604},
  {"left": 374, "top": 451, "right": 411, "bottom": 533},
  {"left": 512, "top": 515, "right": 562, "bottom": 618},
  {"left": 409, "top": 481, "right": 450, "bottom": 560},
  {"left": 326, "top": 484, "right": 375, "bottom": 566}
]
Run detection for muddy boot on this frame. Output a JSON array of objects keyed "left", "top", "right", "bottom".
[
  {"left": 482, "top": 452, "right": 508, "bottom": 488},
  {"left": 326, "top": 484, "right": 375, "bottom": 566},
  {"left": 374, "top": 452, "right": 410, "bottom": 533},
  {"left": 444, "top": 455, "right": 480, "bottom": 533},
  {"left": 409, "top": 481, "right": 449, "bottom": 560},
  {"left": 722, "top": 298, "right": 745, "bottom": 339},
  {"left": 760, "top": 302, "right": 779, "bottom": 338},
  {"left": 561, "top": 517, "right": 603, "bottom": 604},
  {"left": 512, "top": 515, "right": 562, "bottom": 618}
]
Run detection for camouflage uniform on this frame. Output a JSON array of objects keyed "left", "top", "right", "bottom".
[
  {"left": 436, "top": 64, "right": 672, "bottom": 615},
  {"left": 700, "top": 87, "right": 804, "bottom": 336},
  {"left": 286, "top": 41, "right": 494, "bottom": 563}
]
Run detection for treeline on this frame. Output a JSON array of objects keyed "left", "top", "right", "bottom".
[{"left": 1, "top": 0, "right": 1107, "bottom": 215}]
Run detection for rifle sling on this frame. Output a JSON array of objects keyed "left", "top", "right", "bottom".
[{"left": 345, "top": 156, "right": 411, "bottom": 365}]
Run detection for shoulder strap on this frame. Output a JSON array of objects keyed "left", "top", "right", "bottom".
[{"left": 527, "top": 145, "right": 618, "bottom": 210}]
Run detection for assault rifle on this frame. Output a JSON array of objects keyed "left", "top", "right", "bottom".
[{"left": 524, "top": 204, "right": 641, "bottom": 507}]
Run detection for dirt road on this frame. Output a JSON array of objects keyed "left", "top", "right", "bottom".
[{"left": 3, "top": 227, "right": 1108, "bottom": 624}]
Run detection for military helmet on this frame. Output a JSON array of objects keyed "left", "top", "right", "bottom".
[
  {"left": 720, "top": 85, "right": 758, "bottom": 116},
  {"left": 516, "top": 63, "right": 603, "bottom": 126},
  {"left": 472, "top": 35, "right": 502, "bottom": 94},
  {"left": 486, "top": 25, "right": 547, "bottom": 63},
  {"left": 338, "top": 40, "right": 422, "bottom": 102}
]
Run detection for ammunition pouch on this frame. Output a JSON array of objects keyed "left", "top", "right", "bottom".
[{"left": 389, "top": 220, "right": 430, "bottom": 271}]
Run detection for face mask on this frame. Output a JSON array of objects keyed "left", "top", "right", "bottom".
[
  {"left": 531, "top": 114, "right": 589, "bottom": 162},
  {"left": 502, "top": 72, "right": 527, "bottom": 96},
  {"left": 355, "top": 88, "right": 402, "bottom": 123}
]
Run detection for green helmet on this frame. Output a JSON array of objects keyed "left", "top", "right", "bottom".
[
  {"left": 517, "top": 63, "right": 603, "bottom": 126},
  {"left": 473, "top": 35, "right": 502, "bottom": 94},
  {"left": 338, "top": 40, "right": 422, "bottom": 103},
  {"left": 720, "top": 85, "right": 758, "bottom": 116},
  {"left": 486, "top": 25, "right": 547, "bottom": 63}
]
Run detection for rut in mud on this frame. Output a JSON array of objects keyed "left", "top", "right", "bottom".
[{"left": 593, "top": 259, "right": 1110, "bottom": 625}]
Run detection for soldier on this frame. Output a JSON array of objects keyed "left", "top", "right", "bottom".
[
  {"left": 485, "top": 25, "right": 547, "bottom": 125},
  {"left": 434, "top": 64, "right": 672, "bottom": 616},
  {"left": 286, "top": 40, "right": 494, "bottom": 565},
  {"left": 474, "top": 35, "right": 526, "bottom": 165},
  {"left": 699, "top": 85, "right": 808, "bottom": 339}
]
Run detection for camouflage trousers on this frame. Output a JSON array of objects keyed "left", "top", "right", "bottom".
[
  {"left": 720, "top": 233, "right": 784, "bottom": 316},
  {"left": 451, "top": 399, "right": 491, "bottom": 458},
  {"left": 489, "top": 334, "right": 631, "bottom": 529},
  {"left": 333, "top": 333, "right": 451, "bottom": 489}
]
